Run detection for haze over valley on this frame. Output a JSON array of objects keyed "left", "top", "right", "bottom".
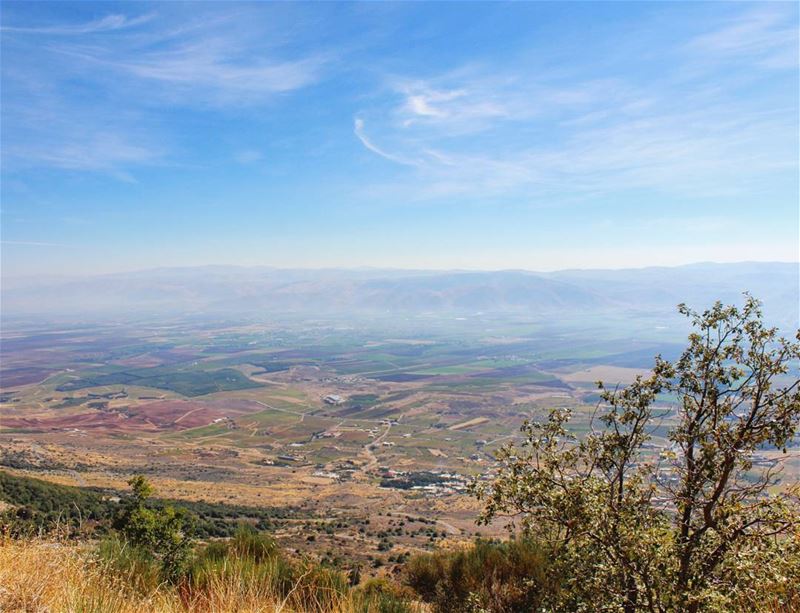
[{"left": 4, "top": 262, "right": 797, "bottom": 326}]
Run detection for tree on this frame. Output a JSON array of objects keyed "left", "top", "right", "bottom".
[
  {"left": 113, "top": 475, "right": 194, "bottom": 582},
  {"left": 472, "top": 296, "right": 800, "bottom": 612}
]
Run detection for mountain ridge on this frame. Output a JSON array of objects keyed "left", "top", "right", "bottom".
[{"left": 2, "top": 262, "right": 797, "bottom": 324}]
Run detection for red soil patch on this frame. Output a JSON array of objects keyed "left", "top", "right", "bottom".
[
  {"left": 127, "top": 399, "right": 265, "bottom": 429},
  {"left": 1, "top": 411, "right": 159, "bottom": 433}
]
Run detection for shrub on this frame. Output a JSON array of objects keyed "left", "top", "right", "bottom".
[
  {"left": 352, "top": 577, "right": 417, "bottom": 613},
  {"left": 112, "top": 475, "right": 194, "bottom": 582},
  {"left": 404, "top": 538, "right": 557, "bottom": 613}
]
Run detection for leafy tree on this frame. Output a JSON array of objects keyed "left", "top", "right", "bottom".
[
  {"left": 113, "top": 475, "right": 194, "bottom": 582},
  {"left": 472, "top": 296, "right": 800, "bottom": 612}
]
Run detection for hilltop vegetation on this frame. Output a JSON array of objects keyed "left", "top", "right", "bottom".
[{"left": 0, "top": 471, "right": 303, "bottom": 539}]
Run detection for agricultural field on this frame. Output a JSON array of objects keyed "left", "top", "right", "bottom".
[{"left": 3, "top": 311, "right": 797, "bottom": 563}]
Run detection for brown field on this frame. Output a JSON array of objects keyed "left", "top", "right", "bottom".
[
  {"left": 448, "top": 417, "right": 490, "bottom": 431},
  {"left": 561, "top": 365, "right": 651, "bottom": 384},
  {"left": 129, "top": 398, "right": 267, "bottom": 429}
]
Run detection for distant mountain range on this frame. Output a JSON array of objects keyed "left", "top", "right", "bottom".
[{"left": 2, "top": 262, "right": 797, "bottom": 326}]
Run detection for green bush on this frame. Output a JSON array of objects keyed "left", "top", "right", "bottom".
[
  {"left": 200, "top": 523, "right": 280, "bottom": 563},
  {"left": 404, "top": 538, "right": 558, "bottom": 613},
  {"left": 112, "top": 475, "right": 195, "bottom": 582},
  {"left": 352, "top": 577, "right": 416, "bottom": 613}
]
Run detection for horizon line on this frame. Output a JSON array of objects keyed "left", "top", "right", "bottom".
[{"left": 3, "top": 259, "right": 798, "bottom": 282}]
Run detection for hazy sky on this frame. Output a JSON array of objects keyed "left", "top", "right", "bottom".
[{"left": 1, "top": 1, "right": 798, "bottom": 277}]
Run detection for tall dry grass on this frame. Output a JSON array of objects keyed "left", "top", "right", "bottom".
[
  {"left": 0, "top": 539, "right": 420, "bottom": 613},
  {"left": 0, "top": 539, "right": 171, "bottom": 612}
]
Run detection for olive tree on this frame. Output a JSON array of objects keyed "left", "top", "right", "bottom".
[{"left": 472, "top": 296, "right": 800, "bottom": 612}]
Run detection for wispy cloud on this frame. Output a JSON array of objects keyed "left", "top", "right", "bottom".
[
  {"left": 2, "top": 7, "right": 330, "bottom": 177},
  {"left": 354, "top": 118, "right": 418, "bottom": 166},
  {"left": 357, "top": 102, "right": 795, "bottom": 203},
  {"left": 52, "top": 33, "right": 330, "bottom": 106},
  {"left": 686, "top": 7, "right": 798, "bottom": 69},
  {"left": 399, "top": 83, "right": 506, "bottom": 126},
  {"left": 40, "top": 11, "right": 330, "bottom": 107},
  {"left": 1, "top": 13, "right": 154, "bottom": 35},
  {"left": 354, "top": 6, "right": 798, "bottom": 204}
]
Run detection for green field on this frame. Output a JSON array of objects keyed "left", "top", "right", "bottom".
[{"left": 55, "top": 367, "right": 263, "bottom": 397}]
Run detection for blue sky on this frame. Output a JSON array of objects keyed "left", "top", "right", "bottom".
[{"left": 1, "top": 1, "right": 798, "bottom": 277}]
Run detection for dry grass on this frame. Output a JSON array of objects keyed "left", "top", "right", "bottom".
[
  {"left": 0, "top": 539, "right": 174, "bottom": 612},
  {"left": 6, "top": 538, "right": 793, "bottom": 613},
  {"left": 0, "top": 539, "right": 419, "bottom": 613}
]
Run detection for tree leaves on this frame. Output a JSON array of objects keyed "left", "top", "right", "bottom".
[{"left": 473, "top": 295, "right": 800, "bottom": 612}]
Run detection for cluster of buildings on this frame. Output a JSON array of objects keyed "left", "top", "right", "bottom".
[
  {"left": 378, "top": 468, "right": 470, "bottom": 496},
  {"left": 320, "top": 375, "right": 365, "bottom": 384}
]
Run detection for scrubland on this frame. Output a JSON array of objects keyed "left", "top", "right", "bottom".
[{"left": 0, "top": 535, "right": 420, "bottom": 613}]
